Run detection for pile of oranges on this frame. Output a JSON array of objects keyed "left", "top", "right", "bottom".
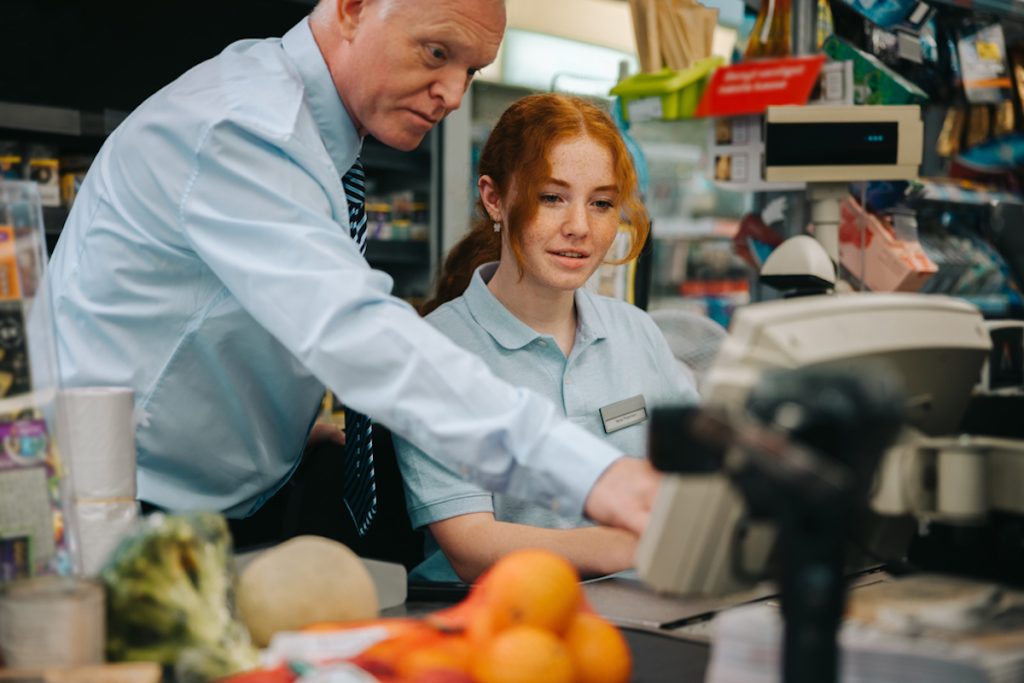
[{"left": 347, "top": 549, "right": 632, "bottom": 683}]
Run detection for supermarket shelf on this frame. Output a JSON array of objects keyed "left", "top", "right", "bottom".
[
  {"left": 365, "top": 239, "right": 429, "bottom": 266},
  {"left": 0, "top": 101, "right": 430, "bottom": 161},
  {"left": 41, "top": 212, "right": 429, "bottom": 267},
  {"left": 0, "top": 101, "right": 127, "bottom": 137},
  {"left": 40, "top": 209, "right": 430, "bottom": 268},
  {"left": 361, "top": 137, "right": 432, "bottom": 173},
  {"left": 927, "top": 0, "right": 1024, "bottom": 19}
]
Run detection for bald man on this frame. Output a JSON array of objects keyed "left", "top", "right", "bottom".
[{"left": 47, "top": 0, "right": 659, "bottom": 547}]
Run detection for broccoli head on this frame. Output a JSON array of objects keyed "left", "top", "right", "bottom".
[{"left": 101, "top": 512, "right": 260, "bottom": 680}]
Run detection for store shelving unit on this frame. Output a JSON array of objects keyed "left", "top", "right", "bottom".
[
  {"left": 927, "top": 0, "right": 1024, "bottom": 20},
  {"left": 0, "top": 101, "right": 126, "bottom": 138}
]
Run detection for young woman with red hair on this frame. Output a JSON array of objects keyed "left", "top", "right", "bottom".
[{"left": 393, "top": 93, "right": 699, "bottom": 583}]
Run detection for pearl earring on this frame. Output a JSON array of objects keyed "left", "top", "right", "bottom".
[{"left": 493, "top": 221, "right": 501, "bottom": 232}]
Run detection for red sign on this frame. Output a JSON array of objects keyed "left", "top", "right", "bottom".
[{"left": 695, "top": 55, "right": 826, "bottom": 118}]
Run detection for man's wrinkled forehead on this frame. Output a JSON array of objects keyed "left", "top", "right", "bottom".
[
  {"left": 394, "top": 0, "right": 505, "bottom": 59},
  {"left": 385, "top": 0, "right": 506, "bottom": 32}
]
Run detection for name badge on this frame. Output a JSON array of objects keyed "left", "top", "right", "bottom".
[{"left": 599, "top": 395, "right": 647, "bottom": 434}]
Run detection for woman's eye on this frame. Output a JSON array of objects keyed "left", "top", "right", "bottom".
[
  {"left": 594, "top": 199, "right": 615, "bottom": 210},
  {"left": 540, "top": 194, "right": 560, "bottom": 204}
]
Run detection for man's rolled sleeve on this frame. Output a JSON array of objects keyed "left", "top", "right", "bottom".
[{"left": 503, "top": 419, "right": 622, "bottom": 518}]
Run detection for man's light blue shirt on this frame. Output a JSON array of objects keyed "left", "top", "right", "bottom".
[
  {"left": 395, "top": 263, "right": 700, "bottom": 582},
  {"left": 46, "top": 19, "right": 622, "bottom": 518}
]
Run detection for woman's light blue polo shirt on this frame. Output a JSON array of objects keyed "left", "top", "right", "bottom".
[{"left": 394, "top": 263, "right": 700, "bottom": 582}]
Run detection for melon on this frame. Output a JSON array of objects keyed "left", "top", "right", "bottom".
[{"left": 235, "top": 535, "right": 379, "bottom": 646}]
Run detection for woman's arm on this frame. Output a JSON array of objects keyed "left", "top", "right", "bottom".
[{"left": 429, "top": 512, "right": 637, "bottom": 583}]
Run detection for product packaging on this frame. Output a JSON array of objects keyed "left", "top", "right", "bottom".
[
  {"left": 823, "top": 35, "right": 929, "bottom": 105},
  {"left": 957, "top": 21, "right": 1012, "bottom": 105},
  {"left": 0, "top": 142, "right": 23, "bottom": 180},
  {"left": 24, "top": 145, "right": 60, "bottom": 208},
  {"left": 838, "top": 0, "right": 925, "bottom": 29},
  {"left": 57, "top": 386, "right": 139, "bottom": 577},
  {"left": 838, "top": 195, "right": 936, "bottom": 292},
  {"left": 0, "top": 179, "right": 75, "bottom": 580}
]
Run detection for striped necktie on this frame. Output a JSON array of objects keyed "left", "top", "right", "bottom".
[
  {"left": 340, "top": 158, "right": 376, "bottom": 536},
  {"left": 344, "top": 158, "right": 369, "bottom": 254}
]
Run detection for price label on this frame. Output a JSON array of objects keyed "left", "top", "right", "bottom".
[
  {"left": 976, "top": 41, "right": 1001, "bottom": 61},
  {"left": 626, "top": 97, "right": 663, "bottom": 122}
]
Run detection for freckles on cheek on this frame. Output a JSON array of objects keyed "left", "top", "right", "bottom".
[
  {"left": 521, "top": 230, "right": 544, "bottom": 248},
  {"left": 597, "top": 225, "right": 620, "bottom": 250}
]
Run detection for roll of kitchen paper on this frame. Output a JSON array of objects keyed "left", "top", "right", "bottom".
[
  {"left": 0, "top": 575, "right": 105, "bottom": 668},
  {"left": 75, "top": 499, "right": 140, "bottom": 577},
  {"left": 57, "top": 386, "right": 137, "bottom": 500}
]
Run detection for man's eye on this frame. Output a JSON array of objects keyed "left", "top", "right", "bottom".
[{"left": 427, "top": 45, "right": 448, "bottom": 63}]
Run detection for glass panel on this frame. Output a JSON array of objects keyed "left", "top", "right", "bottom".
[{"left": 630, "top": 118, "right": 755, "bottom": 327}]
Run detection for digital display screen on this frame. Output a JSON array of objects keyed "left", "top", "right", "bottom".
[{"left": 764, "top": 122, "right": 899, "bottom": 166}]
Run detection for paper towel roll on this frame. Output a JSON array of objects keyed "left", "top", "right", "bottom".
[
  {"left": 76, "top": 499, "right": 139, "bottom": 577},
  {"left": 57, "top": 386, "right": 137, "bottom": 499},
  {"left": 0, "top": 576, "right": 105, "bottom": 668}
]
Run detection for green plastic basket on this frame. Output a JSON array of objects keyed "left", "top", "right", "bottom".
[{"left": 610, "top": 57, "right": 724, "bottom": 122}]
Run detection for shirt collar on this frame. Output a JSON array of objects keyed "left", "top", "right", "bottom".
[
  {"left": 282, "top": 18, "right": 361, "bottom": 176},
  {"left": 463, "top": 263, "right": 609, "bottom": 350},
  {"left": 574, "top": 285, "right": 609, "bottom": 345}
]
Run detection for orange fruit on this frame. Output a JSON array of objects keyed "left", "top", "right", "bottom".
[
  {"left": 406, "top": 671, "right": 476, "bottom": 683},
  {"left": 396, "top": 636, "right": 474, "bottom": 680},
  {"left": 563, "top": 612, "right": 632, "bottom": 683},
  {"left": 465, "top": 603, "right": 501, "bottom": 647},
  {"left": 352, "top": 624, "right": 446, "bottom": 676},
  {"left": 472, "top": 625, "right": 575, "bottom": 683},
  {"left": 476, "top": 549, "right": 582, "bottom": 636},
  {"left": 427, "top": 587, "right": 488, "bottom": 633}
]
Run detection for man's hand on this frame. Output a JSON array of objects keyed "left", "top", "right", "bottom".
[{"left": 583, "top": 457, "right": 662, "bottom": 536}]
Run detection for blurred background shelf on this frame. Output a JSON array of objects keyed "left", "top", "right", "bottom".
[
  {"left": 0, "top": 101, "right": 126, "bottom": 138},
  {"left": 42, "top": 208, "right": 433, "bottom": 273},
  {"left": 365, "top": 239, "right": 430, "bottom": 267},
  {"left": 926, "top": 0, "right": 1024, "bottom": 21},
  {"left": 362, "top": 137, "right": 432, "bottom": 173}
]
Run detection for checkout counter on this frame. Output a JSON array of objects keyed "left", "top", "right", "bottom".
[{"left": 385, "top": 572, "right": 728, "bottom": 682}]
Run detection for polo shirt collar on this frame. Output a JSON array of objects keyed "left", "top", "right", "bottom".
[
  {"left": 464, "top": 263, "right": 609, "bottom": 350},
  {"left": 282, "top": 18, "right": 361, "bottom": 176},
  {"left": 464, "top": 263, "right": 539, "bottom": 350},
  {"left": 573, "top": 286, "right": 609, "bottom": 345}
]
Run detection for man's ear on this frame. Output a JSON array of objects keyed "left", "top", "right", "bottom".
[
  {"left": 479, "top": 175, "right": 502, "bottom": 220},
  {"left": 337, "top": 0, "right": 368, "bottom": 40}
]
